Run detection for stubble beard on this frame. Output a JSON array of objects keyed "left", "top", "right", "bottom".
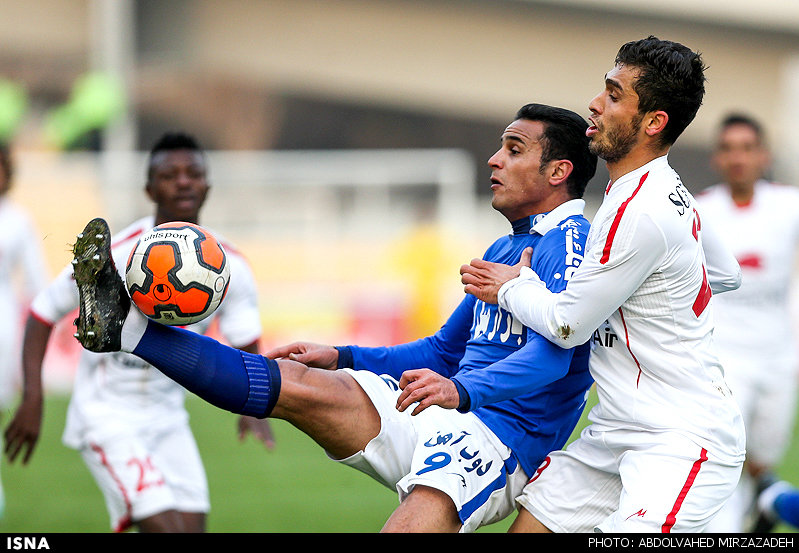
[{"left": 589, "top": 113, "right": 644, "bottom": 164}]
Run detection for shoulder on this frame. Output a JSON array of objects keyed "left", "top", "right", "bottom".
[
  {"left": 482, "top": 234, "right": 512, "bottom": 259},
  {"left": 695, "top": 184, "right": 725, "bottom": 202},
  {"left": 111, "top": 217, "right": 153, "bottom": 254},
  {"left": 759, "top": 181, "right": 799, "bottom": 202},
  {"left": 0, "top": 199, "right": 36, "bottom": 229},
  {"left": 624, "top": 167, "right": 694, "bottom": 224},
  {"left": 539, "top": 214, "right": 589, "bottom": 248},
  {"left": 216, "top": 239, "right": 258, "bottom": 297},
  {"left": 217, "top": 237, "right": 254, "bottom": 275}
]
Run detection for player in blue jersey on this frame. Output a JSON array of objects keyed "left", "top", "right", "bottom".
[{"left": 68, "top": 103, "right": 597, "bottom": 532}]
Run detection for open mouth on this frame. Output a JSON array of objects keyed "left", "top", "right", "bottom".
[{"left": 587, "top": 118, "right": 599, "bottom": 138}]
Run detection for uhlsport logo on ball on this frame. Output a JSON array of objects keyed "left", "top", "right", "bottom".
[{"left": 125, "top": 222, "right": 230, "bottom": 325}]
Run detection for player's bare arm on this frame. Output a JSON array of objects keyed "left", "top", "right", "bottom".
[
  {"left": 265, "top": 341, "right": 339, "bottom": 370},
  {"left": 460, "top": 247, "right": 533, "bottom": 304},
  {"left": 4, "top": 314, "right": 52, "bottom": 465},
  {"left": 396, "top": 369, "right": 461, "bottom": 415}
]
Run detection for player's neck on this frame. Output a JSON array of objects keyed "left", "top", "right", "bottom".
[
  {"left": 606, "top": 146, "right": 668, "bottom": 185},
  {"left": 155, "top": 214, "right": 200, "bottom": 226},
  {"left": 729, "top": 183, "right": 755, "bottom": 207}
]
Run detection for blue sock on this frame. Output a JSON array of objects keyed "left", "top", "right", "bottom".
[
  {"left": 132, "top": 320, "right": 281, "bottom": 418},
  {"left": 774, "top": 488, "right": 799, "bottom": 528}
]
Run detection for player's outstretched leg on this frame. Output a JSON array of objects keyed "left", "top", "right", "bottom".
[
  {"left": 70, "top": 217, "right": 379, "bottom": 459},
  {"left": 71, "top": 218, "right": 280, "bottom": 418},
  {"left": 72, "top": 217, "right": 130, "bottom": 352}
]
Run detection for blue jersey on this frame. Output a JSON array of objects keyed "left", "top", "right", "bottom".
[{"left": 342, "top": 200, "right": 594, "bottom": 477}]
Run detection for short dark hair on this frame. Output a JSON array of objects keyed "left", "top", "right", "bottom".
[
  {"left": 615, "top": 36, "right": 707, "bottom": 147},
  {"left": 147, "top": 132, "right": 205, "bottom": 180},
  {"left": 719, "top": 113, "right": 765, "bottom": 144},
  {"left": 514, "top": 103, "right": 598, "bottom": 199}
]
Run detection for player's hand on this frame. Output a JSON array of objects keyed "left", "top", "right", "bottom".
[
  {"left": 264, "top": 341, "right": 339, "bottom": 370},
  {"left": 460, "top": 247, "right": 533, "bottom": 304},
  {"left": 237, "top": 416, "right": 276, "bottom": 450},
  {"left": 4, "top": 395, "right": 43, "bottom": 465},
  {"left": 397, "top": 369, "right": 460, "bottom": 415}
]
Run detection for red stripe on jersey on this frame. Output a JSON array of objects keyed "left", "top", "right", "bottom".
[
  {"left": 618, "top": 307, "right": 643, "bottom": 387},
  {"left": 661, "top": 448, "right": 709, "bottom": 533},
  {"left": 28, "top": 307, "right": 55, "bottom": 328},
  {"left": 111, "top": 227, "right": 145, "bottom": 250},
  {"left": 692, "top": 269, "right": 712, "bottom": 317},
  {"left": 600, "top": 172, "right": 649, "bottom": 264}
]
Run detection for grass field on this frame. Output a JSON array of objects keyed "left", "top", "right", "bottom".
[{"left": 0, "top": 388, "right": 797, "bottom": 533}]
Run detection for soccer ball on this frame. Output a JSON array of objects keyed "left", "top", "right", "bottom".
[{"left": 125, "top": 222, "right": 230, "bottom": 325}]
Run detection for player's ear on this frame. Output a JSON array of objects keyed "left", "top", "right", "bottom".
[
  {"left": 144, "top": 180, "right": 156, "bottom": 202},
  {"left": 644, "top": 110, "right": 669, "bottom": 138},
  {"left": 549, "top": 159, "right": 574, "bottom": 187}
]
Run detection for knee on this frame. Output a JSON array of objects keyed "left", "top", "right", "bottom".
[{"left": 381, "top": 486, "right": 461, "bottom": 533}]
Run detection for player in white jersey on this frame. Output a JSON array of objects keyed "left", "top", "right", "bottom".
[
  {"left": 3, "top": 133, "right": 274, "bottom": 533},
  {"left": 0, "top": 143, "right": 49, "bottom": 519},
  {"left": 460, "top": 36, "right": 746, "bottom": 533},
  {"left": 699, "top": 114, "right": 799, "bottom": 533}
]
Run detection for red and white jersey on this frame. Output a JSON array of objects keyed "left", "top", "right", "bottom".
[
  {"left": 697, "top": 180, "right": 799, "bottom": 372},
  {"left": 499, "top": 156, "right": 746, "bottom": 463},
  {"left": 30, "top": 216, "right": 262, "bottom": 448}
]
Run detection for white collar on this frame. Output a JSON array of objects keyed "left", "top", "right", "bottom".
[
  {"left": 606, "top": 154, "right": 670, "bottom": 195},
  {"left": 531, "top": 198, "right": 586, "bottom": 235}
]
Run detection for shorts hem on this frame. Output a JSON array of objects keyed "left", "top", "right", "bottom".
[{"left": 516, "top": 495, "right": 572, "bottom": 533}]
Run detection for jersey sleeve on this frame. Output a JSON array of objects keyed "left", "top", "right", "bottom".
[
  {"left": 499, "top": 212, "right": 666, "bottom": 348},
  {"left": 215, "top": 253, "right": 262, "bottom": 349},
  {"left": 18, "top": 212, "right": 49, "bottom": 300},
  {"left": 348, "top": 295, "right": 474, "bottom": 380},
  {"left": 29, "top": 263, "right": 79, "bottom": 325},
  {"left": 697, "top": 208, "right": 741, "bottom": 294}
]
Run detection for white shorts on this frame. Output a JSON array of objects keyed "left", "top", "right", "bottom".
[
  {"left": 516, "top": 426, "right": 743, "bottom": 533},
  {"left": 336, "top": 369, "right": 528, "bottom": 532},
  {"left": 721, "top": 357, "right": 798, "bottom": 467},
  {"left": 80, "top": 422, "right": 209, "bottom": 532}
]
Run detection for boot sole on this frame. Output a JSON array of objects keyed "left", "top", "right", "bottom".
[{"left": 72, "top": 218, "right": 124, "bottom": 352}]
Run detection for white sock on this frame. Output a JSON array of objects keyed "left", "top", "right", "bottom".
[
  {"left": 758, "top": 480, "right": 792, "bottom": 521},
  {"left": 120, "top": 306, "right": 149, "bottom": 353}
]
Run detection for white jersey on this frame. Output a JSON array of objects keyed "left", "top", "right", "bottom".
[
  {"left": 30, "top": 216, "right": 262, "bottom": 449},
  {"left": 0, "top": 197, "right": 48, "bottom": 406},
  {"left": 697, "top": 180, "right": 799, "bottom": 371},
  {"left": 499, "top": 155, "right": 746, "bottom": 463}
]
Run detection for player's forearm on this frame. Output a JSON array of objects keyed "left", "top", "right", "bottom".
[
  {"left": 347, "top": 297, "right": 472, "bottom": 378},
  {"left": 500, "top": 217, "right": 665, "bottom": 347},
  {"left": 348, "top": 336, "right": 461, "bottom": 380},
  {"left": 20, "top": 313, "right": 51, "bottom": 400},
  {"left": 498, "top": 269, "right": 574, "bottom": 346}
]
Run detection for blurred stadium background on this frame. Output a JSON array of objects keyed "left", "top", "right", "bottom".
[{"left": 1, "top": 0, "right": 799, "bottom": 533}]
